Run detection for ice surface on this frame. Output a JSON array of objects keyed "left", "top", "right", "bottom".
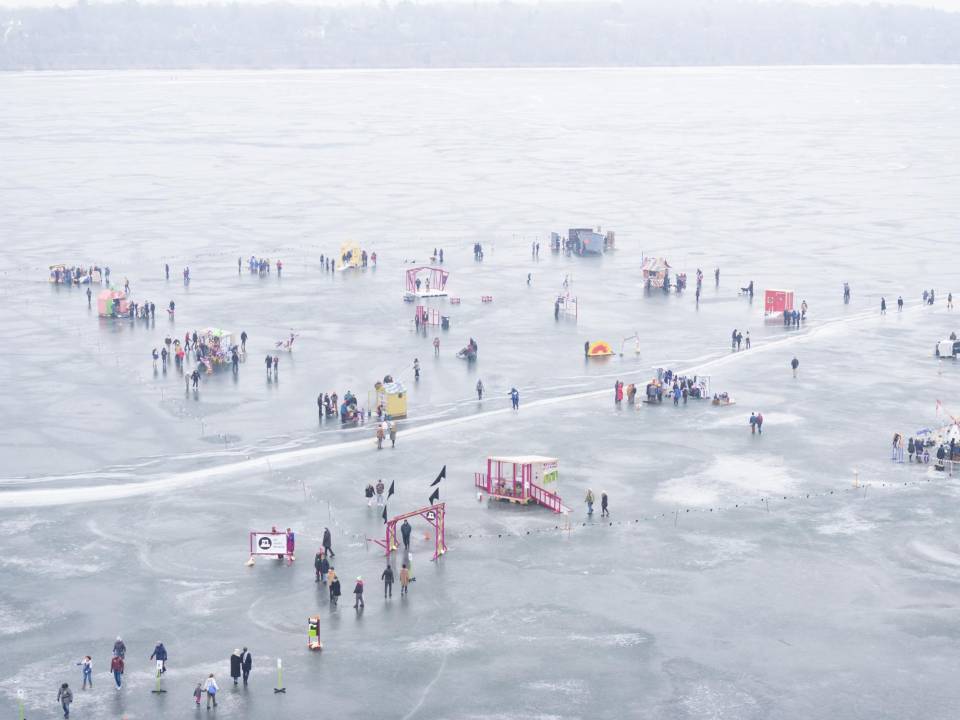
[{"left": 1, "top": 67, "right": 960, "bottom": 718}]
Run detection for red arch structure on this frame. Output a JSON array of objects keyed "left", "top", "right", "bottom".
[{"left": 374, "top": 503, "right": 447, "bottom": 561}]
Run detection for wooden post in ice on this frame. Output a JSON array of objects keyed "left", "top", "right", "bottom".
[{"left": 151, "top": 661, "right": 167, "bottom": 694}]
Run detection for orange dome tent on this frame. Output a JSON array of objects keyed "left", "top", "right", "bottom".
[{"left": 585, "top": 340, "right": 614, "bottom": 357}]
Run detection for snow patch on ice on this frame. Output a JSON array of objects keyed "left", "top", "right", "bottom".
[
  {"left": 0, "top": 603, "right": 42, "bottom": 636},
  {"left": 0, "top": 556, "right": 105, "bottom": 577},
  {"left": 681, "top": 535, "right": 759, "bottom": 567},
  {"left": 816, "top": 507, "right": 878, "bottom": 536},
  {"left": 567, "top": 632, "right": 648, "bottom": 647},
  {"left": 407, "top": 633, "right": 467, "bottom": 655},
  {"left": 166, "top": 579, "right": 237, "bottom": 616},
  {"left": 525, "top": 679, "right": 587, "bottom": 695},
  {"left": 0, "top": 514, "right": 49, "bottom": 535},
  {"left": 654, "top": 454, "right": 795, "bottom": 508},
  {"left": 909, "top": 540, "right": 960, "bottom": 568}
]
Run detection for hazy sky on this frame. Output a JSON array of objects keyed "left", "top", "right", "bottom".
[{"left": 1, "top": 0, "right": 958, "bottom": 10}]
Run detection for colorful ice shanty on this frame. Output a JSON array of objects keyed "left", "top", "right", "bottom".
[
  {"left": 337, "top": 241, "right": 363, "bottom": 271},
  {"left": 585, "top": 340, "right": 614, "bottom": 357},
  {"left": 404, "top": 266, "right": 449, "bottom": 301},
  {"left": 764, "top": 289, "right": 795, "bottom": 315},
  {"left": 568, "top": 228, "right": 614, "bottom": 255},
  {"left": 97, "top": 289, "right": 130, "bottom": 318},
  {"left": 196, "top": 328, "right": 236, "bottom": 372},
  {"left": 372, "top": 379, "right": 408, "bottom": 419},
  {"left": 474, "top": 455, "right": 568, "bottom": 513},
  {"left": 641, "top": 257, "right": 672, "bottom": 289}
]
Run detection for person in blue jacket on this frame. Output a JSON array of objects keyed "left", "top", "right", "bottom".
[{"left": 149, "top": 641, "right": 168, "bottom": 673}]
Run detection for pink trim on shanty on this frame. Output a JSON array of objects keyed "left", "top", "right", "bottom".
[{"left": 476, "top": 459, "right": 564, "bottom": 513}]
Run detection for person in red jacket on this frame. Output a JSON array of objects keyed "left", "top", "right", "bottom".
[{"left": 110, "top": 655, "right": 124, "bottom": 688}]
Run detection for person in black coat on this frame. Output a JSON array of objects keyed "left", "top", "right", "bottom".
[
  {"left": 241, "top": 648, "right": 252, "bottom": 686},
  {"left": 322, "top": 528, "right": 335, "bottom": 558},
  {"left": 400, "top": 519, "right": 412, "bottom": 550},
  {"left": 230, "top": 649, "right": 242, "bottom": 685},
  {"left": 330, "top": 575, "right": 341, "bottom": 607},
  {"left": 381, "top": 564, "right": 394, "bottom": 599},
  {"left": 314, "top": 550, "right": 324, "bottom": 582},
  {"left": 319, "top": 554, "right": 329, "bottom": 585}
]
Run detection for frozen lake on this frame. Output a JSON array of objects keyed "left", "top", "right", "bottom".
[{"left": 2, "top": 67, "right": 960, "bottom": 719}]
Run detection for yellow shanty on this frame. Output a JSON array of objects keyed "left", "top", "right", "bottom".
[{"left": 373, "top": 380, "right": 408, "bottom": 419}]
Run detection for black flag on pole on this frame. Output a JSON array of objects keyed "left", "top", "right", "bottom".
[
  {"left": 431, "top": 465, "right": 446, "bottom": 487},
  {"left": 382, "top": 506, "right": 388, "bottom": 524},
  {"left": 387, "top": 480, "right": 395, "bottom": 500},
  {"left": 428, "top": 488, "right": 440, "bottom": 505}
]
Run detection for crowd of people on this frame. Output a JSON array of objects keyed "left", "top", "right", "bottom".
[
  {"left": 151, "top": 329, "right": 248, "bottom": 385},
  {"left": 53, "top": 636, "right": 256, "bottom": 717},
  {"left": 241, "top": 256, "right": 283, "bottom": 276},
  {"left": 49, "top": 264, "right": 104, "bottom": 285}
]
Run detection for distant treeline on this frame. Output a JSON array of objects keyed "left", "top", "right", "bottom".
[{"left": 2, "top": 0, "right": 959, "bottom": 70}]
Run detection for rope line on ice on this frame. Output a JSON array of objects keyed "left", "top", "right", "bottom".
[{"left": 448, "top": 473, "right": 951, "bottom": 541}]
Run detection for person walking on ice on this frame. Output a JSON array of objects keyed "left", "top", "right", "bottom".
[
  {"left": 585, "top": 488, "right": 594, "bottom": 515},
  {"left": 241, "top": 648, "right": 252, "bottom": 686},
  {"left": 382, "top": 563, "right": 394, "bottom": 599},
  {"left": 375, "top": 479, "right": 385, "bottom": 507},
  {"left": 78, "top": 656, "right": 93, "bottom": 689},
  {"left": 476, "top": 379, "right": 484, "bottom": 400},
  {"left": 323, "top": 527, "right": 335, "bottom": 558},
  {"left": 401, "top": 519, "right": 412, "bottom": 550},
  {"left": 400, "top": 563, "right": 411, "bottom": 596},
  {"left": 330, "top": 571, "right": 341, "bottom": 607},
  {"left": 600, "top": 491, "right": 609, "bottom": 518},
  {"left": 230, "top": 650, "right": 242, "bottom": 686},
  {"left": 57, "top": 683, "right": 73, "bottom": 718},
  {"left": 510, "top": 387, "right": 520, "bottom": 410},
  {"left": 318, "top": 550, "right": 329, "bottom": 584},
  {"left": 389, "top": 420, "right": 398, "bottom": 448},
  {"left": 205, "top": 674, "right": 219, "bottom": 708},
  {"left": 150, "top": 641, "right": 168, "bottom": 673},
  {"left": 110, "top": 653, "right": 124, "bottom": 688},
  {"left": 791, "top": 357, "right": 799, "bottom": 378},
  {"left": 353, "top": 577, "right": 365, "bottom": 610},
  {"left": 881, "top": 297, "right": 887, "bottom": 314}
]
